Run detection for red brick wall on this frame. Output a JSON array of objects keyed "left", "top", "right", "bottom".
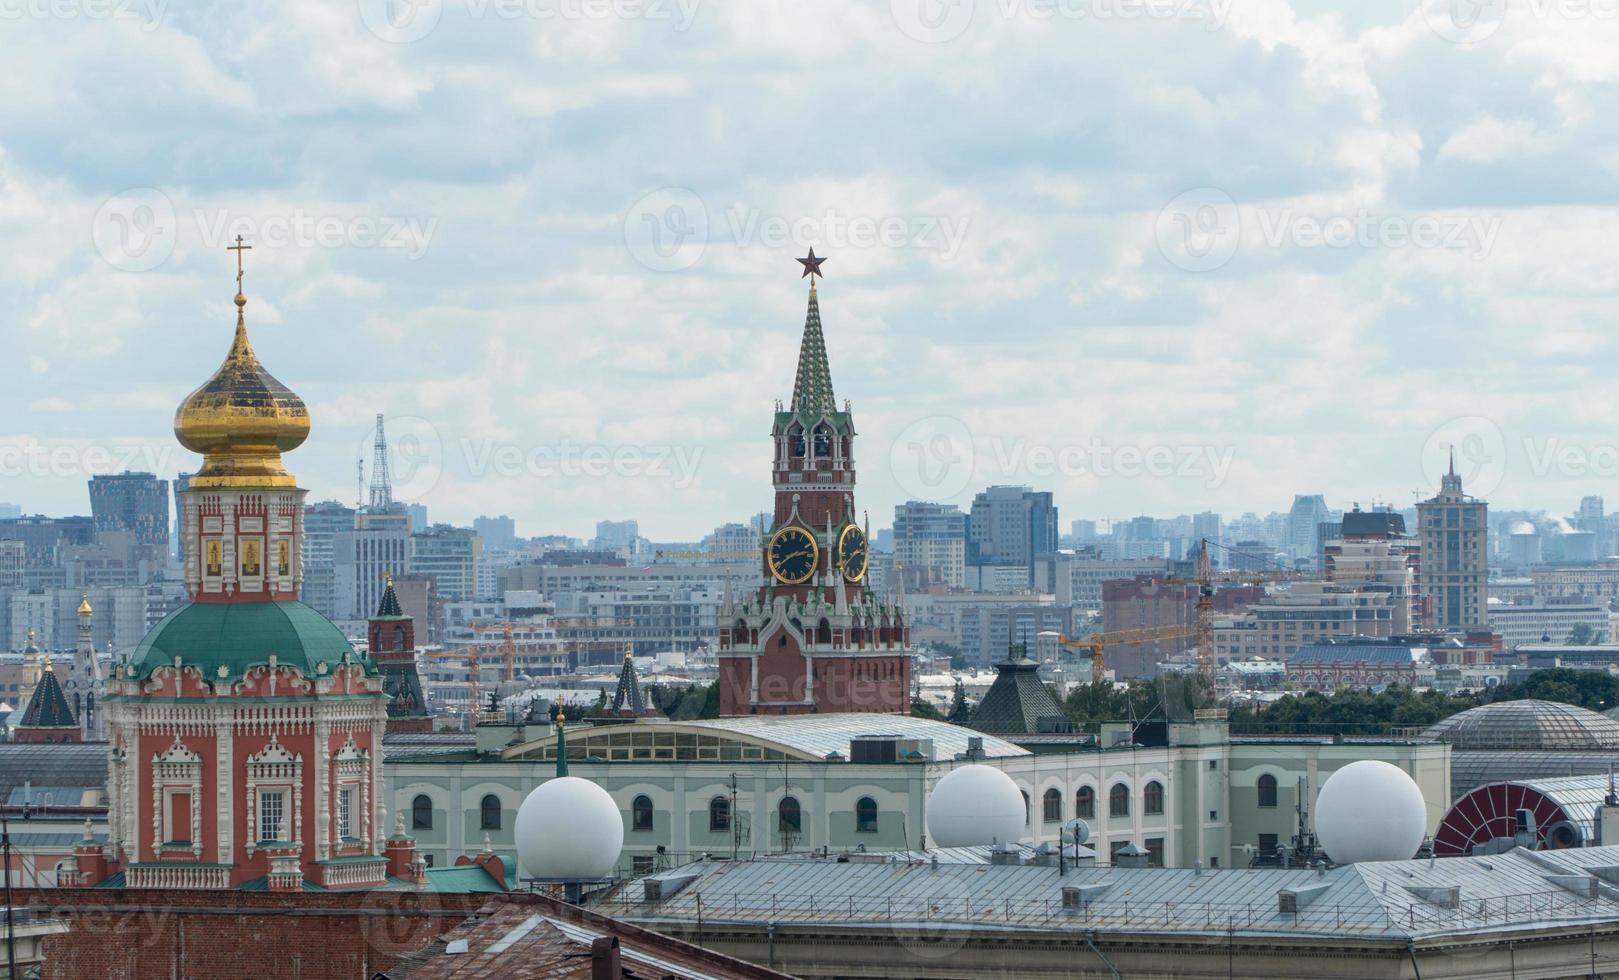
[{"left": 19, "top": 887, "right": 483, "bottom": 980}]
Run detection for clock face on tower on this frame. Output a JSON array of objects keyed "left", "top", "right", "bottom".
[
  {"left": 767, "top": 525, "right": 819, "bottom": 585},
  {"left": 836, "top": 524, "right": 868, "bottom": 583}
]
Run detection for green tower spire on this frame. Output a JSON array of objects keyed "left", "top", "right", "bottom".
[
  {"left": 554, "top": 709, "right": 569, "bottom": 778},
  {"left": 789, "top": 274, "right": 836, "bottom": 419}
]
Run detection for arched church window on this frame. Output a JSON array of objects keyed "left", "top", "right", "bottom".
[
  {"left": 480, "top": 794, "right": 501, "bottom": 830},
  {"left": 412, "top": 794, "right": 433, "bottom": 830}
]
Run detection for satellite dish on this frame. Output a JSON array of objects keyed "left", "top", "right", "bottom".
[{"left": 1063, "top": 818, "right": 1090, "bottom": 846}]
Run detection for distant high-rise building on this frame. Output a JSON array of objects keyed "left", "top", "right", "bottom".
[
  {"left": 1191, "top": 512, "right": 1221, "bottom": 550},
  {"left": 1576, "top": 496, "right": 1608, "bottom": 557},
  {"left": 1287, "top": 495, "right": 1329, "bottom": 564},
  {"left": 333, "top": 508, "right": 412, "bottom": 623},
  {"left": 894, "top": 501, "right": 967, "bottom": 590},
  {"left": 87, "top": 472, "right": 169, "bottom": 547},
  {"left": 968, "top": 486, "right": 1058, "bottom": 586},
  {"left": 405, "top": 502, "right": 428, "bottom": 533},
  {"left": 1069, "top": 519, "right": 1099, "bottom": 544},
  {"left": 410, "top": 525, "right": 482, "bottom": 602},
  {"left": 473, "top": 515, "right": 517, "bottom": 551},
  {"left": 301, "top": 500, "right": 357, "bottom": 619},
  {"left": 594, "top": 519, "right": 640, "bottom": 552},
  {"left": 1417, "top": 455, "right": 1488, "bottom": 630},
  {"left": 0, "top": 504, "right": 20, "bottom": 520}
]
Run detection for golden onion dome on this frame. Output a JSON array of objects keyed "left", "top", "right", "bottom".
[
  {"left": 174, "top": 281, "right": 310, "bottom": 489},
  {"left": 77, "top": 593, "right": 92, "bottom": 616}
]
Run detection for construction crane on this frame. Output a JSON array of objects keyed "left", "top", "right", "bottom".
[
  {"left": 1072, "top": 540, "right": 1309, "bottom": 687},
  {"left": 1059, "top": 623, "right": 1199, "bottom": 684}
]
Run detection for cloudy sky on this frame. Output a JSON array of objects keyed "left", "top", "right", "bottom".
[{"left": 6, "top": 0, "right": 1618, "bottom": 540}]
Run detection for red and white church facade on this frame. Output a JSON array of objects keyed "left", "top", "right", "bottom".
[{"left": 66, "top": 263, "right": 421, "bottom": 892}]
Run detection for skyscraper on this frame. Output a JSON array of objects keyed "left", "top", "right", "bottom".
[
  {"left": 968, "top": 486, "right": 1058, "bottom": 586},
  {"left": 893, "top": 501, "right": 967, "bottom": 589},
  {"left": 87, "top": 472, "right": 170, "bottom": 547},
  {"left": 1417, "top": 455, "right": 1488, "bottom": 630},
  {"left": 1287, "top": 494, "right": 1329, "bottom": 565}
]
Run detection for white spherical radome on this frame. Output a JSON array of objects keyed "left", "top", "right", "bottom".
[
  {"left": 1314, "top": 760, "right": 1427, "bottom": 865},
  {"left": 926, "top": 764, "right": 1027, "bottom": 848},
  {"left": 514, "top": 776, "right": 625, "bottom": 880}
]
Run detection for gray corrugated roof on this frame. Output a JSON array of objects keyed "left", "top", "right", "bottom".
[
  {"left": 0, "top": 744, "right": 106, "bottom": 798},
  {"left": 610, "top": 846, "right": 1619, "bottom": 942}
]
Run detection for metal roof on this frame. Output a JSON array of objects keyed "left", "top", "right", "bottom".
[
  {"left": 1423, "top": 699, "right": 1619, "bottom": 751},
  {"left": 1449, "top": 750, "right": 1619, "bottom": 799},
  {"left": 1289, "top": 644, "right": 1418, "bottom": 666},
  {"left": 0, "top": 744, "right": 107, "bottom": 798},
  {"left": 607, "top": 845, "right": 1619, "bottom": 942},
  {"left": 677, "top": 714, "right": 1030, "bottom": 761}
]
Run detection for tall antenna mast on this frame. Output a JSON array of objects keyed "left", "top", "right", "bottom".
[{"left": 369, "top": 413, "right": 393, "bottom": 511}]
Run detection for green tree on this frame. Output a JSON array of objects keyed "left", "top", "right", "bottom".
[
  {"left": 911, "top": 697, "right": 944, "bottom": 720},
  {"left": 947, "top": 679, "right": 971, "bottom": 725},
  {"left": 1568, "top": 623, "right": 1599, "bottom": 645}
]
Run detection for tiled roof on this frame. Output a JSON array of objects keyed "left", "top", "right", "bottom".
[
  {"left": 17, "top": 665, "right": 77, "bottom": 731},
  {"left": 968, "top": 657, "right": 1067, "bottom": 736},
  {"left": 789, "top": 281, "right": 836, "bottom": 419}
]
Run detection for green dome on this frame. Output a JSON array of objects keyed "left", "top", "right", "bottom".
[{"left": 131, "top": 601, "right": 375, "bottom": 684}]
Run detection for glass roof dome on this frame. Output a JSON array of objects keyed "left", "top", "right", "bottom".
[{"left": 1422, "top": 699, "right": 1619, "bottom": 751}]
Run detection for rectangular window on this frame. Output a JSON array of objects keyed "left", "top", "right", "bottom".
[
  {"left": 1258, "top": 832, "right": 1279, "bottom": 857},
  {"left": 260, "top": 790, "right": 285, "bottom": 842},
  {"left": 632, "top": 855, "right": 655, "bottom": 876},
  {"left": 168, "top": 792, "right": 192, "bottom": 844},
  {"left": 338, "top": 787, "right": 353, "bottom": 840},
  {"left": 1145, "top": 837, "right": 1165, "bottom": 868}
]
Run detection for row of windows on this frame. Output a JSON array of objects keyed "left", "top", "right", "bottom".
[
  {"left": 429, "top": 777, "right": 1282, "bottom": 836},
  {"left": 423, "top": 793, "right": 884, "bottom": 836},
  {"left": 1036, "top": 780, "right": 1166, "bottom": 823}
]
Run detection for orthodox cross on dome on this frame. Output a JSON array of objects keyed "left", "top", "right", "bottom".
[
  {"left": 796, "top": 247, "right": 827, "bottom": 279},
  {"left": 227, "top": 234, "right": 253, "bottom": 322}
]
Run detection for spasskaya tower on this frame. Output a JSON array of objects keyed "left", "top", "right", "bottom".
[{"left": 718, "top": 252, "right": 912, "bottom": 716}]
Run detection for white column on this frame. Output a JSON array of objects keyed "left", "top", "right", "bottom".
[
  {"left": 313, "top": 718, "right": 329, "bottom": 861},
  {"left": 216, "top": 711, "right": 234, "bottom": 865}
]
